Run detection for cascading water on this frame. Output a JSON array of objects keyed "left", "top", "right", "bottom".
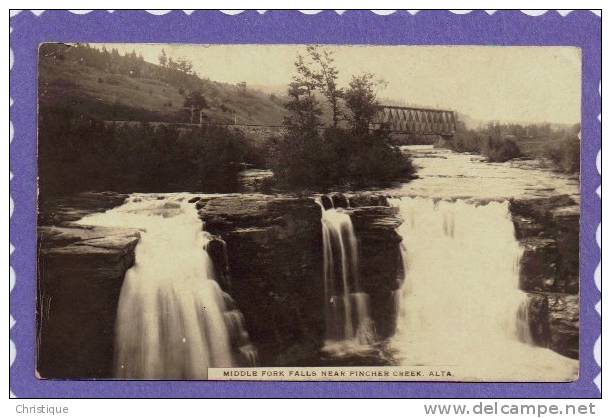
[
  {"left": 316, "top": 198, "right": 375, "bottom": 354},
  {"left": 76, "top": 194, "right": 256, "bottom": 379},
  {"left": 389, "top": 197, "right": 577, "bottom": 381}
]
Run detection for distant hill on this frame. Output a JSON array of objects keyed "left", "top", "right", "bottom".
[{"left": 38, "top": 43, "right": 288, "bottom": 126}]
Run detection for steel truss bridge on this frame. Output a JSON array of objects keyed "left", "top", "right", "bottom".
[{"left": 373, "top": 105, "right": 456, "bottom": 137}]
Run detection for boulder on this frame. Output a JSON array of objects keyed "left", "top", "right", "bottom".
[{"left": 37, "top": 225, "right": 140, "bottom": 378}]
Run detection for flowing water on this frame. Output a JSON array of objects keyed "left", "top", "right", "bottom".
[
  {"left": 76, "top": 194, "right": 256, "bottom": 379},
  {"left": 387, "top": 145, "right": 580, "bottom": 202},
  {"left": 317, "top": 199, "right": 375, "bottom": 355},
  {"left": 381, "top": 146, "right": 578, "bottom": 381},
  {"left": 71, "top": 145, "right": 578, "bottom": 380}
]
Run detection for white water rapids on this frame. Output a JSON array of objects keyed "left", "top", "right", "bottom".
[
  {"left": 76, "top": 194, "right": 255, "bottom": 379},
  {"left": 388, "top": 196, "right": 578, "bottom": 381}
]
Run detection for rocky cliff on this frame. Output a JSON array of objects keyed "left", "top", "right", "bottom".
[
  {"left": 37, "top": 192, "right": 139, "bottom": 378},
  {"left": 195, "top": 194, "right": 325, "bottom": 365},
  {"left": 510, "top": 195, "right": 580, "bottom": 359},
  {"left": 348, "top": 200, "right": 404, "bottom": 339},
  {"left": 193, "top": 192, "right": 404, "bottom": 364}
]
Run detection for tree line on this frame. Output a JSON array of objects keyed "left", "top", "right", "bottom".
[
  {"left": 441, "top": 120, "right": 580, "bottom": 173},
  {"left": 38, "top": 108, "right": 264, "bottom": 200}
]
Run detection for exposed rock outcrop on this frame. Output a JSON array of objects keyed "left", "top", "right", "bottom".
[
  {"left": 510, "top": 195, "right": 579, "bottom": 294},
  {"left": 526, "top": 293, "right": 579, "bottom": 359},
  {"left": 194, "top": 192, "right": 404, "bottom": 363},
  {"left": 38, "top": 191, "right": 128, "bottom": 226},
  {"left": 196, "top": 194, "right": 324, "bottom": 365},
  {"left": 350, "top": 206, "right": 404, "bottom": 338},
  {"left": 346, "top": 193, "right": 390, "bottom": 208},
  {"left": 37, "top": 225, "right": 140, "bottom": 378},
  {"left": 547, "top": 294, "right": 579, "bottom": 359},
  {"left": 37, "top": 192, "right": 138, "bottom": 378},
  {"left": 511, "top": 195, "right": 580, "bottom": 359}
]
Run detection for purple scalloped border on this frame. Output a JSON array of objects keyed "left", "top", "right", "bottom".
[{"left": 9, "top": 10, "right": 601, "bottom": 398}]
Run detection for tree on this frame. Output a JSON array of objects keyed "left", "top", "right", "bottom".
[
  {"left": 306, "top": 46, "right": 343, "bottom": 128},
  {"left": 184, "top": 90, "right": 209, "bottom": 123},
  {"left": 283, "top": 54, "right": 322, "bottom": 135},
  {"left": 177, "top": 57, "right": 193, "bottom": 74},
  {"left": 167, "top": 57, "right": 178, "bottom": 71},
  {"left": 158, "top": 48, "right": 168, "bottom": 67},
  {"left": 344, "top": 73, "right": 379, "bottom": 134},
  {"left": 184, "top": 90, "right": 208, "bottom": 109}
]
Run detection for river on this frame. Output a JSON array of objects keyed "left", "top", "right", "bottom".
[
  {"left": 73, "top": 145, "right": 578, "bottom": 381},
  {"left": 387, "top": 145, "right": 579, "bottom": 202}
]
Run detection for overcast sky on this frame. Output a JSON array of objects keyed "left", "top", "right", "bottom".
[{"left": 95, "top": 44, "right": 581, "bottom": 125}]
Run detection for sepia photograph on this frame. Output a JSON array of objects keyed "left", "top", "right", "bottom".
[{"left": 36, "top": 42, "right": 581, "bottom": 382}]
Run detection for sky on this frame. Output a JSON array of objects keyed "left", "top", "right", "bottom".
[{"left": 95, "top": 44, "right": 581, "bottom": 125}]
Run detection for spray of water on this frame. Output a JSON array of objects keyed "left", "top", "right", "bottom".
[
  {"left": 77, "top": 194, "right": 255, "bottom": 379},
  {"left": 389, "top": 197, "right": 577, "bottom": 381}
]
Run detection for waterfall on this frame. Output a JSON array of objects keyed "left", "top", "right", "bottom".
[
  {"left": 316, "top": 198, "right": 375, "bottom": 353},
  {"left": 76, "top": 194, "right": 256, "bottom": 379},
  {"left": 389, "top": 197, "right": 577, "bottom": 381}
]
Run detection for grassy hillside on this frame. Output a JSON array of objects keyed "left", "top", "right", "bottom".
[{"left": 39, "top": 44, "right": 288, "bottom": 126}]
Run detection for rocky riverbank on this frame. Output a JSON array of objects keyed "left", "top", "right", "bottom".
[
  {"left": 193, "top": 192, "right": 404, "bottom": 365},
  {"left": 509, "top": 195, "right": 580, "bottom": 359},
  {"left": 37, "top": 192, "right": 139, "bottom": 378},
  {"left": 36, "top": 186, "right": 580, "bottom": 377}
]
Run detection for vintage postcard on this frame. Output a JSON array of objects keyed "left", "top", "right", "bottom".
[{"left": 10, "top": 10, "right": 601, "bottom": 398}]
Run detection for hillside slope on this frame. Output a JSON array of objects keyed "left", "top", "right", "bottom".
[{"left": 39, "top": 44, "right": 288, "bottom": 126}]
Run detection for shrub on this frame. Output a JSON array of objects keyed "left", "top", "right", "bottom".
[
  {"left": 545, "top": 136, "right": 580, "bottom": 173},
  {"left": 269, "top": 128, "right": 414, "bottom": 190},
  {"left": 439, "top": 127, "right": 521, "bottom": 162},
  {"left": 483, "top": 136, "right": 522, "bottom": 162}
]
